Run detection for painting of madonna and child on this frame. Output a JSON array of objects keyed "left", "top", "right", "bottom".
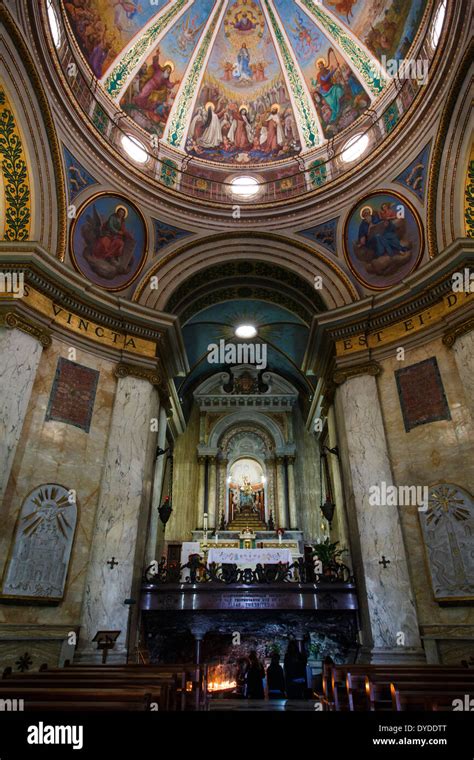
[
  {"left": 343, "top": 192, "right": 424, "bottom": 290},
  {"left": 185, "top": 0, "right": 301, "bottom": 164}
]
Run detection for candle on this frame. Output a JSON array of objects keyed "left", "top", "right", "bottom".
[
  {"left": 215, "top": 533, "right": 219, "bottom": 544},
  {"left": 203, "top": 512, "right": 208, "bottom": 531},
  {"left": 278, "top": 533, "right": 282, "bottom": 544}
]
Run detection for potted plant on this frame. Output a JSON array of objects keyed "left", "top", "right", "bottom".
[{"left": 312, "top": 538, "right": 347, "bottom": 578}]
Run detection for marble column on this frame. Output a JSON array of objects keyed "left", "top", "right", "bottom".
[
  {"left": 287, "top": 456, "right": 298, "bottom": 529},
  {"left": 78, "top": 374, "right": 158, "bottom": 662},
  {"left": 208, "top": 457, "right": 217, "bottom": 530},
  {"left": 145, "top": 403, "right": 167, "bottom": 565},
  {"left": 327, "top": 405, "right": 350, "bottom": 551},
  {"left": 276, "top": 458, "right": 286, "bottom": 528},
  {"left": 450, "top": 330, "right": 474, "bottom": 418},
  {"left": 335, "top": 373, "right": 423, "bottom": 663},
  {"left": 0, "top": 328, "right": 43, "bottom": 504},
  {"left": 197, "top": 456, "right": 206, "bottom": 529}
]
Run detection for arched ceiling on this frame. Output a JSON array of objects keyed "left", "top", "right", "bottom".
[
  {"left": 63, "top": 0, "right": 429, "bottom": 166},
  {"left": 168, "top": 260, "right": 321, "bottom": 411}
]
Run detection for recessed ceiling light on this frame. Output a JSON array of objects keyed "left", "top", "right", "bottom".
[
  {"left": 235, "top": 324, "right": 257, "bottom": 339},
  {"left": 340, "top": 133, "right": 369, "bottom": 163},
  {"left": 121, "top": 134, "right": 148, "bottom": 164},
  {"left": 231, "top": 176, "right": 260, "bottom": 198}
]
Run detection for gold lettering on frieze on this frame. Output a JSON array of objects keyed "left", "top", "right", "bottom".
[
  {"left": 336, "top": 291, "right": 473, "bottom": 356},
  {"left": 1, "top": 285, "right": 155, "bottom": 357}
]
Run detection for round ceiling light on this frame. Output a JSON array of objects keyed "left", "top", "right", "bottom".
[
  {"left": 235, "top": 324, "right": 257, "bottom": 339},
  {"left": 231, "top": 176, "right": 260, "bottom": 198},
  {"left": 340, "top": 133, "right": 370, "bottom": 163},
  {"left": 121, "top": 134, "right": 148, "bottom": 164}
]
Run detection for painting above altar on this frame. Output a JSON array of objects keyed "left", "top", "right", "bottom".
[{"left": 228, "top": 457, "right": 265, "bottom": 519}]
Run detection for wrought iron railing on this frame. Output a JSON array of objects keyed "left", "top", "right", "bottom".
[{"left": 143, "top": 557, "right": 354, "bottom": 585}]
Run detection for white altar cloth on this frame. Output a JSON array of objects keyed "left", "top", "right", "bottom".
[{"left": 206, "top": 548, "right": 292, "bottom": 567}]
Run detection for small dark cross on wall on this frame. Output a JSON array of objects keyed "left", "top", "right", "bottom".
[
  {"left": 379, "top": 556, "right": 391, "bottom": 569},
  {"left": 107, "top": 557, "right": 119, "bottom": 569}
]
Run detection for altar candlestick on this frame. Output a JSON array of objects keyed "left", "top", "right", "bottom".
[
  {"left": 278, "top": 533, "right": 282, "bottom": 544},
  {"left": 215, "top": 533, "right": 219, "bottom": 544},
  {"left": 203, "top": 512, "right": 208, "bottom": 532}
]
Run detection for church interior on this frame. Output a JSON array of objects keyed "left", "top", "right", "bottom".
[{"left": 0, "top": 0, "right": 473, "bottom": 728}]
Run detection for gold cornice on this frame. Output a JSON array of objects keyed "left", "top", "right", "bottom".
[
  {"left": 0, "top": 310, "right": 52, "bottom": 348},
  {"left": 0, "top": 4, "right": 67, "bottom": 261},
  {"left": 442, "top": 317, "right": 474, "bottom": 348},
  {"left": 333, "top": 361, "right": 381, "bottom": 385},
  {"left": 132, "top": 231, "right": 359, "bottom": 304},
  {"left": 115, "top": 362, "right": 162, "bottom": 386},
  {"left": 427, "top": 40, "right": 474, "bottom": 258}
]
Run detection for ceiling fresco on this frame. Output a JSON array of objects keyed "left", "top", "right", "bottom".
[
  {"left": 321, "top": 0, "right": 429, "bottom": 62},
  {"left": 64, "top": 0, "right": 170, "bottom": 77},
  {"left": 178, "top": 299, "right": 312, "bottom": 402},
  {"left": 62, "top": 0, "right": 430, "bottom": 164}
]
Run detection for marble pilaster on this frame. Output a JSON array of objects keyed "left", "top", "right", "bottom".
[
  {"left": 327, "top": 405, "right": 351, "bottom": 551},
  {"left": 276, "top": 458, "right": 286, "bottom": 528},
  {"left": 208, "top": 457, "right": 217, "bottom": 530},
  {"left": 0, "top": 328, "right": 43, "bottom": 504},
  {"left": 197, "top": 456, "right": 206, "bottom": 529},
  {"left": 78, "top": 374, "right": 158, "bottom": 661},
  {"left": 335, "top": 373, "right": 423, "bottom": 662},
  {"left": 145, "top": 403, "right": 167, "bottom": 565},
  {"left": 450, "top": 329, "right": 474, "bottom": 418},
  {"left": 287, "top": 457, "right": 298, "bottom": 529}
]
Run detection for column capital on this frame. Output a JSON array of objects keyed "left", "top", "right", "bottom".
[
  {"left": 442, "top": 316, "right": 474, "bottom": 348},
  {"left": 115, "top": 361, "right": 162, "bottom": 386},
  {"left": 0, "top": 310, "right": 51, "bottom": 348},
  {"left": 333, "top": 361, "right": 381, "bottom": 386}
]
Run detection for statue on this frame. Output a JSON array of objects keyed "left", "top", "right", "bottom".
[{"left": 239, "top": 475, "right": 255, "bottom": 510}]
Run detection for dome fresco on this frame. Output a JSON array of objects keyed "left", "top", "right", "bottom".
[{"left": 63, "top": 0, "right": 429, "bottom": 166}]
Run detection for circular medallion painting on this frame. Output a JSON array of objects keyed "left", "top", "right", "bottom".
[
  {"left": 70, "top": 193, "right": 147, "bottom": 291},
  {"left": 343, "top": 191, "right": 424, "bottom": 290}
]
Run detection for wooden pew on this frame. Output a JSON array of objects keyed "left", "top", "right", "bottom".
[
  {"left": 0, "top": 685, "right": 163, "bottom": 712},
  {"left": 4, "top": 664, "right": 203, "bottom": 711},
  {"left": 391, "top": 682, "right": 474, "bottom": 711}
]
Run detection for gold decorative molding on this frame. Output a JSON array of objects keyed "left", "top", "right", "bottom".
[
  {"left": 335, "top": 290, "right": 474, "bottom": 357},
  {"left": 442, "top": 317, "right": 474, "bottom": 348},
  {"left": 0, "top": 310, "right": 51, "bottom": 348},
  {"left": 114, "top": 362, "right": 162, "bottom": 386},
  {"left": 333, "top": 361, "right": 381, "bottom": 385},
  {"left": 0, "top": 4, "right": 67, "bottom": 260},
  {"left": 427, "top": 42, "right": 473, "bottom": 259},
  {"left": 132, "top": 231, "right": 359, "bottom": 304}
]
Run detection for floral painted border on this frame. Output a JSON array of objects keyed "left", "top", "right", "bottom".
[{"left": 0, "top": 88, "right": 31, "bottom": 241}]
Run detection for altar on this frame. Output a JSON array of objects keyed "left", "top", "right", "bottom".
[{"left": 206, "top": 548, "right": 292, "bottom": 568}]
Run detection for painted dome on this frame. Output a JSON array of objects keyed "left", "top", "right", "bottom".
[{"left": 62, "top": 0, "right": 429, "bottom": 167}]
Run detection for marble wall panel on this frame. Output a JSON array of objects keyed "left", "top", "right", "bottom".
[
  {"left": 292, "top": 407, "right": 323, "bottom": 543},
  {"left": 0, "top": 337, "right": 116, "bottom": 627},
  {"left": 377, "top": 337, "right": 474, "bottom": 635},
  {"left": 0, "top": 328, "right": 43, "bottom": 504}
]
